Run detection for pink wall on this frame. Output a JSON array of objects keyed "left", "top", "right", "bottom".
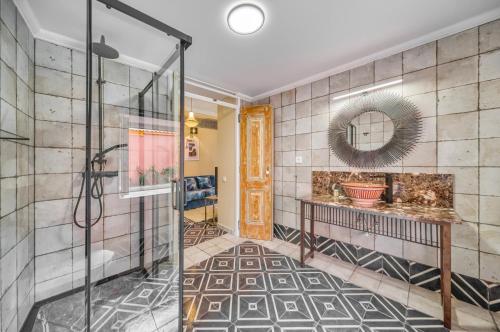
[{"left": 128, "top": 129, "right": 176, "bottom": 185}]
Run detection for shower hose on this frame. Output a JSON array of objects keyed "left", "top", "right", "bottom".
[{"left": 73, "top": 144, "right": 127, "bottom": 228}]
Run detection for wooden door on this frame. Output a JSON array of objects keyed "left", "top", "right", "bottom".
[{"left": 240, "top": 105, "right": 273, "bottom": 240}]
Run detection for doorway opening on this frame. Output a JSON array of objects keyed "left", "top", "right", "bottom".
[{"left": 182, "top": 82, "right": 241, "bottom": 249}]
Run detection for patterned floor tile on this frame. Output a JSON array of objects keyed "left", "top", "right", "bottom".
[
  {"left": 30, "top": 241, "right": 448, "bottom": 332},
  {"left": 184, "top": 218, "right": 226, "bottom": 248}
]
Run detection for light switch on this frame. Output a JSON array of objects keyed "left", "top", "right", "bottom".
[
  {"left": 295, "top": 156, "right": 303, "bottom": 164},
  {"left": 222, "top": 176, "right": 227, "bottom": 182}
]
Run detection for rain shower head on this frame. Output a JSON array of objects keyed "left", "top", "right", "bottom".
[{"left": 92, "top": 35, "right": 119, "bottom": 59}]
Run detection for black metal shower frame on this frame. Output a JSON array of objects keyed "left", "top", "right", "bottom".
[{"left": 85, "top": 1, "right": 191, "bottom": 331}]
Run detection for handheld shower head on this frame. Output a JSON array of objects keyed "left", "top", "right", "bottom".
[{"left": 94, "top": 143, "right": 128, "bottom": 160}]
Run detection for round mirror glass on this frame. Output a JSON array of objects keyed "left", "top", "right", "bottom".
[{"left": 346, "top": 111, "right": 394, "bottom": 151}]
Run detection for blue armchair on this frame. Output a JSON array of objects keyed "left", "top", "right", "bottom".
[{"left": 184, "top": 175, "right": 216, "bottom": 210}]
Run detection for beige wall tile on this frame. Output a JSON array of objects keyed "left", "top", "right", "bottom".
[
  {"left": 351, "top": 230, "right": 374, "bottom": 249},
  {"left": 479, "top": 78, "right": 500, "bottom": 109},
  {"left": 35, "top": 148, "right": 71, "bottom": 174},
  {"left": 311, "top": 131, "right": 328, "bottom": 149},
  {"left": 295, "top": 118, "right": 310, "bottom": 134},
  {"left": 35, "top": 121, "right": 71, "bottom": 148},
  {"left": 282, "top": 167, "right": 294, "bottom": 182},
  {"left": 480, "top": 167, "right": 500, "bottom": 196},
  {"left": 451, "top": 246, "right": 479, "bottom": 278},
  {"left": 35, "top": 40, "right": 71, "bottom": 73},
  {"left": 35, "top": 174, "right": 72, "bottom": 201},
  {"left": 480, "top": 252, "right": 500, "bottom": 282},
  {"left": 403, "top": 241, "right": 438, "bottom": 267},
  {"left": 479, "top": 19, "right": 500, "bottom": 53},
  {"left": 437, "top": 28, "right": 478, "bottom": 64},
  {"left": 329, "top": 71, "right": 349, "bottom": 93},
  {"left": 35, "top": 224, "right": 73, "bottom": 256},
  {"left": 437, "top": 56, "right": 478, "bottom": 90},
  {"left": 281, "top": 104, "right": 295, "bottom": 121},
  {"left": 281, "top": 135, "right": 295, "bottom": 151},
  {"left": 406, "top": 92, "right": 436, "bottom": 118},
  {"left": 270, "top": 93, "right": 281, "bottom": 108},
  {"left": 402, "top": 67, "right": 436, "bottom": 96},
  {"left": 282, "top": 181, "right": 296, "bottom": 197},
  {"left": 282, "top": 151, "right": 295, "bottom": 167},
  {"left": 403, "top": 42, "right": 436, "bottom": 73},
  {"left": 330, "top": 94, "right": 349, "bottom": 115},
  {"left": 296, "top": 182, "right": 311, "bottom": 198},
  {"left": 282, "top": 211, "right": 296, "bottom": 228},
  {"left": 437, "top": 112, "right": 478, "bottom": 141},
  {"left": 35, "top": 66, "right": 72, "bottom": 98},
  {"left": 35, "top": 93, "right": 71, "bottom": 123},
  {"left": 480, "top": 108, "right": 500, "bottom": 138},
  {"left": 437, "top": 84, "right": 478, "bottom": 115},
  {"left": 311, "top": 77, "right": 329, "bottom": 98},
  {"left": 327, "top": 225, "right": 348, "bottom": 242},
  {"left": 274, "top": 166, "right": 283, "bottom": 181},
  {"left": 295, "top": 133, "right": 311, "bottom": 151},
  {"left": 295, "top": 167, "right": 312, "bottom": 184},
  {"left": 311, "top": 149, "right": 329, "bottom": 167},
  {"left": 452, "top": 220, "right": 478, "bottom": 249},
  {"left": 480, "top": 138, "right": 500, "bottom": 166},
  {"left": 295, "top": 83, "right": 311, "bottom": 103},
  {"left": 454, "top": 194, "right": 479, "bottom": 223},
  {"left": 295, "top": 100, "right": 311, "bottom": 119},
  {"left": 375, "top": 235, "right": 403, "bottom": 257},
  {"left": 375, "top": 53, "right": 402, "bottom": 81},
  {"left": 437, "top": 140, "right": 478, "bottom": 167},
  {"left": 311, "top": 95, "right": 329, "bottom": 116},
  {"left": 282, "top": 119, "right": 296, "bottom": 136},
  {"left": 350, "top": 62, "right": 374, "bottom": 88},
  {"left": 311, "top": 113, "right": 329, "bottom": 132},
  {"left": 402, "top": 142, "right": 436, "bottom": 167},
  {"left": 281, "top": 89, "right": 295, "bottom": 106},
  {"left": 480, "top": 196, "right": 500, "bottom": 226},
  {"left": 479, "top": 49, "right": 500, "bottom": 81},
  {"left": 479, "top": 224, "right": 500, "bottom": 255},
  {"left": 420, "top": 117, "right": 436, "bottom": 142}
]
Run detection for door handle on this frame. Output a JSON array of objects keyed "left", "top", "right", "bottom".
[
  {"left": 265, "top": 167, "right": 270, "bottom": 176},
  {"left": 171, "top": 180, "right": 177, "bottom": 210}
]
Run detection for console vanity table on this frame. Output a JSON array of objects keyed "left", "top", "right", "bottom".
[{"left": 298, "top": 195, "right": 462, "bottom": 329}]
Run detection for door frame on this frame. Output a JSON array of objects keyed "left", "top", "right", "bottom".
[{"left": 184, "top": 81, "right": 243, "bottom": 236}]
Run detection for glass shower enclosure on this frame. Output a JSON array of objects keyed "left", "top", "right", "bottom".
[{"left": 82, "top": 1, "right": 191, "bottom": 331}]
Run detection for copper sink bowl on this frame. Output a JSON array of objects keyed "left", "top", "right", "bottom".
[{"left": 341, "top": 182, "right": 388, "bottom": 207}]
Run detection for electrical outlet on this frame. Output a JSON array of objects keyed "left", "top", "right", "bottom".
[{"left": 295, "top": 156, "right": 303, "bottom": 164}]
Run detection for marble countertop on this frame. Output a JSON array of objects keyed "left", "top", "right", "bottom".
[{"left": 297, "top": 195, "right": 462, "bottom": 225}]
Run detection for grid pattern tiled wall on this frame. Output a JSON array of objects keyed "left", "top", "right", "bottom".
[
  {"left": 267, "top": 19, "right": 500, "bottom": 283},
  {"left": 33, "top": 39, "right": 171, "bottom": 302},
  {"left": 0, "top": 0, "right": 36, "bottom": 330}
]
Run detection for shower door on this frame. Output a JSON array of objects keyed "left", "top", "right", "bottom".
[{"left": 87, "top": 48, "right": 184, "bottom": 331}]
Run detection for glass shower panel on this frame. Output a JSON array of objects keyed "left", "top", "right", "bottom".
[{"left": 85, "top": 48, "right": 182, "bottom": 331}]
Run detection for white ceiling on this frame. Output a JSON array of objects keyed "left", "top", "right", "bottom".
[{"left": 18, "top": 0, "right": 500, "bottom": 99}]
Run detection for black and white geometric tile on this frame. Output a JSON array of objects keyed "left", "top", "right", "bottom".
[
  {"left": 184, "top": 218, "right": 227, "bottom": 248},
  {"left": 30, "top": 240, "right": 448, "bottom": 332},
  {"left": 183, "top": 241, "right": 447, "bottom": 332},
  {"left": 274, "top": 223, "right": 500, "bottom": 313}
]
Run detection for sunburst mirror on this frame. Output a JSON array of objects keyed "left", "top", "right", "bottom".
[{"left": 328, "top": 92, "right": 422, "bottom": 168}]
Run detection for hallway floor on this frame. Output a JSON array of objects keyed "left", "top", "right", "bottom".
[{"left": 184, "top": 218, "right": 226, "bottom": 248}]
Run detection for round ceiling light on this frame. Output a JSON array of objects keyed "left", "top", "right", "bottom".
[{"left": 227, "top": 3, "right": 265, "bottom": 35}]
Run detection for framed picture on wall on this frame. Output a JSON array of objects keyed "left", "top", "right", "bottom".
[{"left": 185, "top": 136, "right": 199, "bottom": 161}]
